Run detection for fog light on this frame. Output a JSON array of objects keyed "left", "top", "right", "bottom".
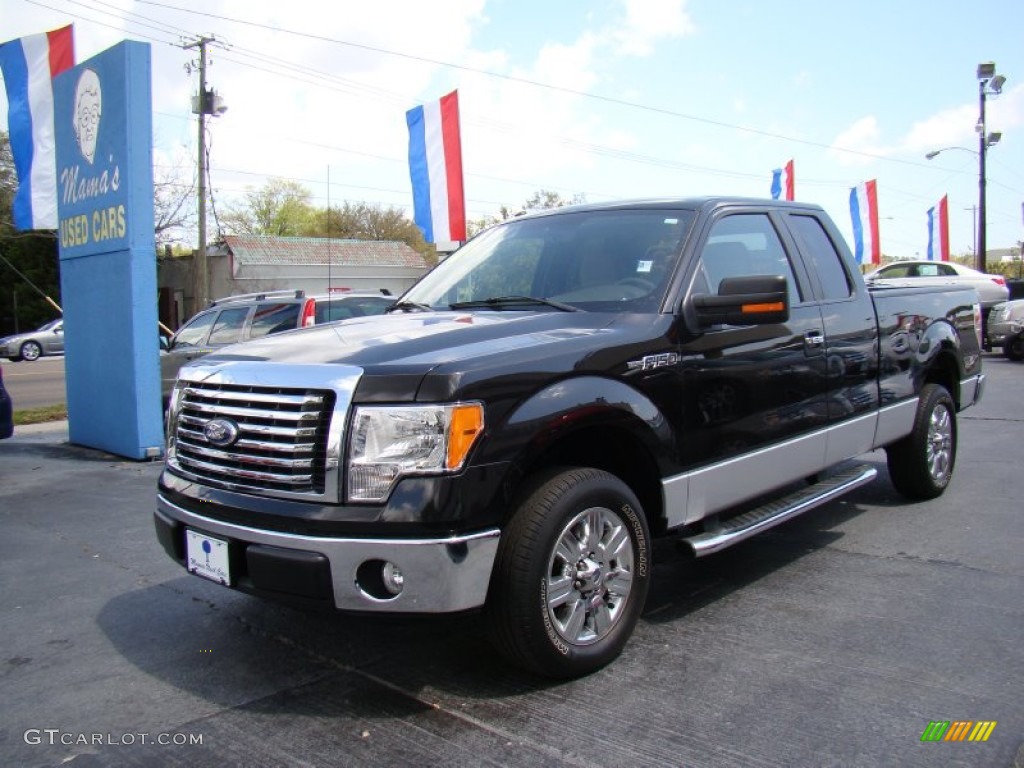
[
  {"left": 382, "top": 562, "right": 404, "bottom": 595},
  {"left": 355, "top": 559, "right": 406, "bottom": 600}
]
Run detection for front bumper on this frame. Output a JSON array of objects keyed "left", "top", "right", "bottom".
[
  {"left": 156, "top": 493, "right": 500, "bottom": 613},
  {"left": 987, "top": 324, "right": 1021, "bottom": 348}
]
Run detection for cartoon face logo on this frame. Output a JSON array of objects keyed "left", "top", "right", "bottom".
[{"left": 73, "top": 69, "right": 102, "bottom": 164}]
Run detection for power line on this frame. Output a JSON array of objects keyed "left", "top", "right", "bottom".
[
  {"left": 133, "top": 0, "right": 941, "bottom": 169},
  {"left": 51, "top": 0, "right": 1024, "bottom": 206}
]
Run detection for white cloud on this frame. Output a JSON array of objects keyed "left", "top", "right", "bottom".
[
  {"left": 896, "top": 84, "right": 1022, "bottom": 156},
  {"left": 613, "top": 0, "right": 697, "bottom": 56},
  {"left": 900, "top": 104, "right": 978, "bottom": 153},
  {"left": 829, "top": 116, "right": 888, "bottom": 166}
]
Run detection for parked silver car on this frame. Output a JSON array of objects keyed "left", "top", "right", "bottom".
[
  {"left": 986, "top": 299, "right": 1024, "bottom": 360},
  {"left": 0, "top": 318, "right": 65, "bottom": 361},
  {"left": 161, "top": 290, "right": 393, "bottom": 399}
]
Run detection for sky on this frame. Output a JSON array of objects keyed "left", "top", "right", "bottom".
[{"left": 2, "top": 0, "right": 1023, "bottom": 264}]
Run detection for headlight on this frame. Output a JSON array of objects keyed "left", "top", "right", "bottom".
[{"left": 347, "top": 403, "right": 484, "bottom": 502}]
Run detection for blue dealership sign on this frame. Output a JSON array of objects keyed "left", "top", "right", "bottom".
[{"left": 54, "top": 41, "right": 163, "bottom": 459}]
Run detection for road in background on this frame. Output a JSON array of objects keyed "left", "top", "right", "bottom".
[{"left": 0, "top": 357, "right": 66, "bottom": 410}]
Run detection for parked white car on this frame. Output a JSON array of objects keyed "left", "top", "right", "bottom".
[{"left": 864, "top": 260, "right": 1009, "bottom": 310}]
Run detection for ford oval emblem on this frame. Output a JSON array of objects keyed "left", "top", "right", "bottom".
[{"left": 203, "top": 418, "right": 239, "bottom": 447}]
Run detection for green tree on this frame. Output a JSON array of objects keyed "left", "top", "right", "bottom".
[
  {"left": 218, "top": 179, "right": 434, "bottom": 261},
  {"left": 0, "top": 131, "right": 61, "bottom": 336},
  {"left": 307, "top": 201, "right": 428, "bottom": 251},
  {"left": 219, "top": 178, "right": 314, "bottom": 236}
]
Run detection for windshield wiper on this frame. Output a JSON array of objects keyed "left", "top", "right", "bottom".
[
  {"left": 386, "top": 299, "right": 434, "bottom": 313},
  {"left": 449, "top": 295, "right": 578, "bottom": 312}
]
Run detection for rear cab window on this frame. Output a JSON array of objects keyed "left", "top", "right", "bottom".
[{"left": 787, "top": 214, "right": 853, "bottom": 301}]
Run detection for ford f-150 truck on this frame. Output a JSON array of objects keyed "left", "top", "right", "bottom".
[{"left": 156, "top": 198, "right": 984, "bottom": 678}]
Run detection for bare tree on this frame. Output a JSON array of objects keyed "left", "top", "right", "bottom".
[{"left": 153, "top": 160, "right": 196, "bottom": 246}]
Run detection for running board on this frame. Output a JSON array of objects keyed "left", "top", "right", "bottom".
[{"left": 681, "top": 465, "right": 878, "bottom": 557}]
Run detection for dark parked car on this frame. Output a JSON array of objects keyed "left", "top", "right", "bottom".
[
  {"left": 0, "top": 318, "right": 65, "bottom": 361},
  {"left": 0, "top": 366, "right": 13, "bottom": 439},
  {"left": 161, "top": 290, "right": 393, "bottom": 398}
]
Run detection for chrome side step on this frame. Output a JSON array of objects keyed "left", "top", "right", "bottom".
[{"left": 681, "top": 464, "right": 877, "bottom": 557}]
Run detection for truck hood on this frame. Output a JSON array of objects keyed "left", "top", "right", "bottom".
[{"left": 199, "top": 310, "right": 631, "bottom": 369}]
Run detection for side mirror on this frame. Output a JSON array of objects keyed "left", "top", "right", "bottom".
[{"left": 693, "top": 275, "right": 789, "bottom": 327}]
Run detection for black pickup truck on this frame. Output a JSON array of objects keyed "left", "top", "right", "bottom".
[{"left": 156, "top": 198, "right": 984, "bottom": 678}]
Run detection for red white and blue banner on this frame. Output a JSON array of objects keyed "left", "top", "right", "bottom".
[
  {"left": 926, "top": 195, "right": 949, "bottom": 262},
  {"left": 849, "top": 179, "right": 880, "bottom": 265},
  {"left": 406, "top": 89, "right": 466, "bottom": 244},
  {"left": 770, "top": 159, "right": 794, "bottom": 201},
  {"left": 0, "top": 25, "right": 75, "bottom": 230}
]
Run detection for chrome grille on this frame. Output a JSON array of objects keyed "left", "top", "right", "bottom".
[{"left": 170, "top": 382, "right": 335, "bottom": 495}]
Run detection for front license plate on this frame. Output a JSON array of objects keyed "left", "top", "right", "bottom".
[{"left": 185, "top": 530, "right": 231, "bottom": 586}]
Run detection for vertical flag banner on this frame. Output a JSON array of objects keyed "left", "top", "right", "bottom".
[
  {"left": 849, "top": 180, "right": 880, "bottom": 265},
  {"left": 770, "top": 159, "right": 794, "bottom": 201},
  {"left": 0, "top": 25, "right": 75, "bottom": 230},
  {"left": 926, "top": 195, "right": 950, "bottom": 262},
  {"left": 406, "top": 90, "right": 466, "bottom": 244}
]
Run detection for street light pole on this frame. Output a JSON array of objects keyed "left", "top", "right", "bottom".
[
  {"left": 976, "top": 62, "right": 1007, "bottom": 275},
  {"left": 978, "top": 70, "right": 988, "bottom": 274}
]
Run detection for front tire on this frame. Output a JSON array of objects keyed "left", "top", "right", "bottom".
[
  {"left": 885, "top": 383, "right": 957, "bottom": 500},
  {"left": 20, "top": 341, "right": 42, "bottom": 362},
  {"left": 487, "top": 467, "right": 651, "bottom": 678},
  {"left": 1003, "top": 333, "right": 1024, "bottom": 361}
]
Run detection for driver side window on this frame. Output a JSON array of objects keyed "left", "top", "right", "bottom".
[{"left": 696, "top": 214, "right": 802, "bottom": 306}]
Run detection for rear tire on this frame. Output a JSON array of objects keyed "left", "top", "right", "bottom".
[
  {"left": 885, "top": 384, "right": 956, "bottom": 500},
  {"left": 1003, "top": 333, "right": 1024, "bottom": 361},
  {"left": 486, "top": 467, "right": 651, "bottom": 678}
]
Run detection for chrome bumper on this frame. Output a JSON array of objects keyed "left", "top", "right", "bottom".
[{"left": 157, "top": 494, "right": 500, "bottom": 613}]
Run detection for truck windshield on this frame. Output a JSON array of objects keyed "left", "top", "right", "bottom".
[{"left": 401, "top": 208, "right": 695, "bottom": 313}]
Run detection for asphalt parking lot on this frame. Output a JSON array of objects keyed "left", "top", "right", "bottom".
[{"left": 1, "top": 356, "right": 1022, "bottom": 768}]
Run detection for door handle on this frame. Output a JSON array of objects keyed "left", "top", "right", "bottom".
[{"left": 804, "top": 331, "right": 825, "bottom": 348}]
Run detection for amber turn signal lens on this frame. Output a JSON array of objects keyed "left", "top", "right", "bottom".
[{"left": 446, "top": 403, "right": 484, "bottom": 470}]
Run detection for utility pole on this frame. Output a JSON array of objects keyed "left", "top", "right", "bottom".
[{"left": 183, "top": 35, "right": 217, "bottom": 313}]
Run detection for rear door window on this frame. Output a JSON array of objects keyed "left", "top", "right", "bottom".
[
  {"left": 249, "top": 302, "right": 301, "bottom": 338},
  {"left": 788, "top": 214, "right": 853, "bottom": 301}
]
